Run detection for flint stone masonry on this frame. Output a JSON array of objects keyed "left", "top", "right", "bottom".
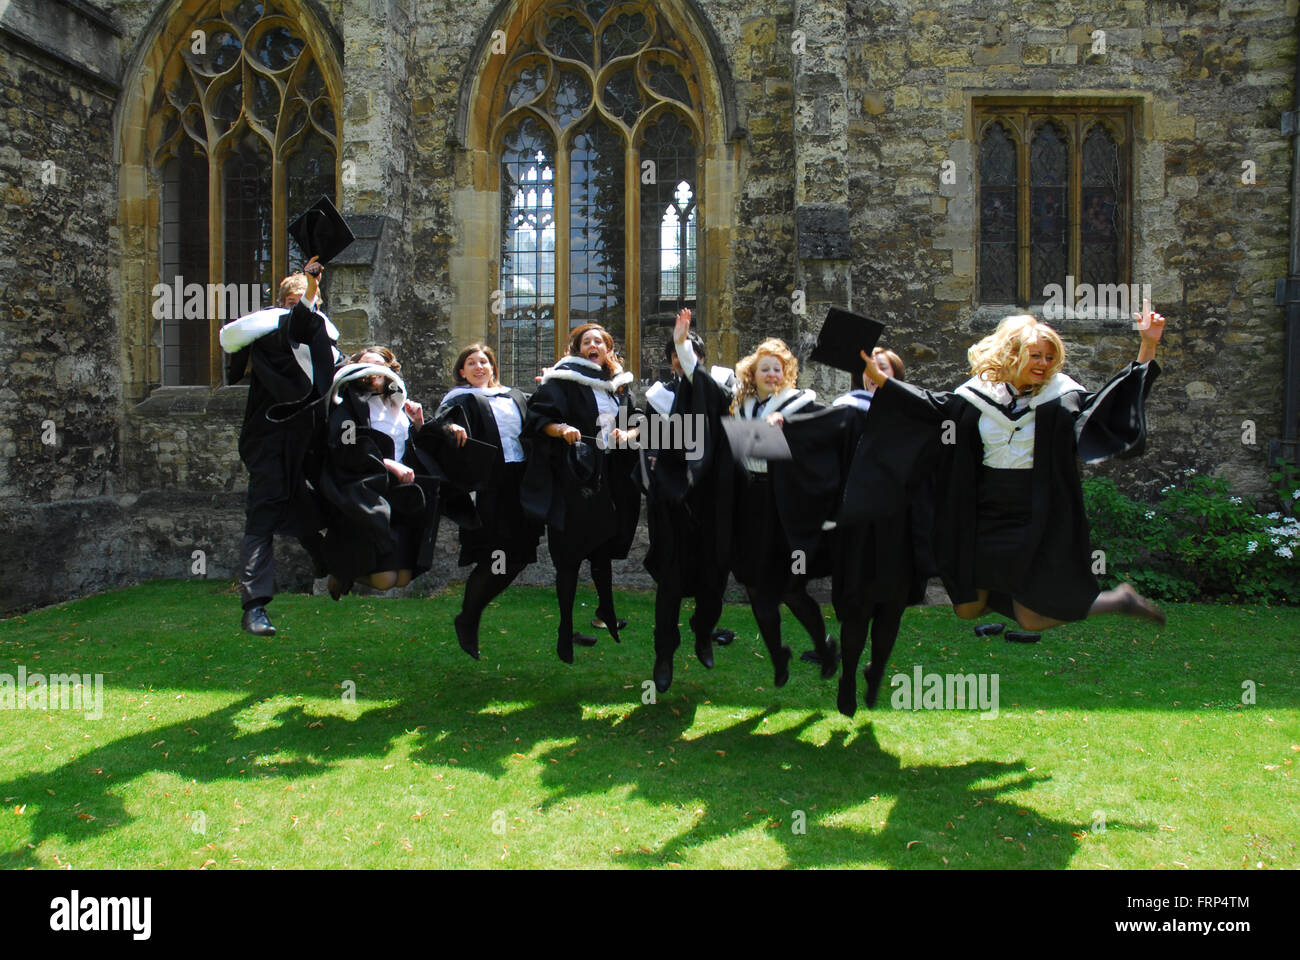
[{"left": 0, "top": 0, "right": 1294, "bottom": 612}]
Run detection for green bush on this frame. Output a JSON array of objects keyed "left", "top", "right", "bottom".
[{"left": 1083, "top": 471, "right": 1300, "bottom": 604}]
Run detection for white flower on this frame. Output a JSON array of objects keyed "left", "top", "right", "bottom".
[
  {"left": 1267, "top": 511, "right": 1283, "bottom": 520},
  {"left": 1229, "top": 496, "right": 1243, "bottom": 505},
  {"left": 1293, "top": 489, "right": 1300, "bottom": 500},
  {"left": 1144, "top": 510, "right": 1155, "bottom": 520},
  {"left": 1276, "top": 545, "right": 1293, "bottom": 559},
  {"left": 1183, "top": 468, "right": 1197, "bottom": 476},
  {"left": 1247, "top": 540, "right": 1258, "bottom": 554},
  {"left": 1161, "top": 485, "right": 1175, "bottom": 494},
  {"left": 1270, "top": 536, "right": 1281, "bottom": 546}
]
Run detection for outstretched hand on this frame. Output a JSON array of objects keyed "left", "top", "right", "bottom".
[
  {"left": 1135, "top": 298, "right": 1167, "bottom": 364},
  {"left": 861, "top": 348, "right": 887, "bottom": 388},
  {"left": 673, "top": 308, "right": 692, "bottom": 345},
  {"left": 304, "top": 255, "right": 322, "bottom": 301}
]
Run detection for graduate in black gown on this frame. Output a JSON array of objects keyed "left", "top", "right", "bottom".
[
  {"left": 220, "top": 258, "right": 340, "bottom": 636},
  {"left": 521, "top": 324, "right": 643, "bottom": 664},
  {"left": 830, "top": 347, "right": 933, "bottom": 715},
  {"left": 316, "top": 346, "right": 449, "bottom": 599},
  {"left": 859, "top": 306, "right": 1169, "bottom": 631},
  {"left": 728, "top": 338, "right": 845, "bottom": 687},
  {"left": 433, "top": 343, "right": 542, "bottom": 660},
  {"left": 641, "top": 309, "right": 737, "bottom": 693}
]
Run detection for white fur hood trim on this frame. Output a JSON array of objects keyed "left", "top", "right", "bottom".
[
  {"left": 740, "top": 387, "right": 816, "bottom": 418},
  {"left": 441, "top": 385, "right": 514, "bottom": 404},
  {"left": 327, "top": 363, "right": 407, "bottom": 409},
  {"left": 540, "top": 356, "right": 634, "bottom": 393},
  {"left": 218, "top": 303, "right": 338, "bottom": 353},
  {"left": 956, "top": 372, "right": 1085, "bottom": 416}
]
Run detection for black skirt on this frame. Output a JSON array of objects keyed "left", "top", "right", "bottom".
[
  {"left": 732, "top": 471, "right": 829, "bottom": 591},
  {"left": 973, "top": 467, "right": 1033, "bottom": 595}
]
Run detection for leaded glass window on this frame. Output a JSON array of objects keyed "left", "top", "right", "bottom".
[
  {"left": 492, "top": 0, "right": 704, "bottom": 384},
  {"left": 975, "top": 103, "right": 1133, "bottom": 307},
  {"left": 147, "top": 0, "right": 339, "bottom": 385}
]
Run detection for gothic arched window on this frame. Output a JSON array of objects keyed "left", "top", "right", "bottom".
[
  {"left": 491, "top": 1, "right": 704, "bottom": 385},
  {"left": 147, "top": 0, "right": 339, "bottom": 385},
  {"left": 976, "top": 103, "right": 1132, "bottom": 308}
]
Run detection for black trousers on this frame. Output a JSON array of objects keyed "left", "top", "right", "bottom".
[{"left": 653, "top": 565, "right": 728, "bottom": 658}]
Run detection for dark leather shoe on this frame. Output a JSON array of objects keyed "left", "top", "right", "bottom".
[
  {"left": 454, "top": 613, "right": 480, "bottom": 660},
  {"left": 712, "top": 629, "right": 735, "bottom": 647},
  {"left": 572, "top": 633, "right": 598, "bottom": 647},
  {"left": 653, "top": 655, "right": 673, "bottom": 693},
  {"left": 773, "top": 645, "right": 792, "bottom": 688},
  {"left": 694, "top": 635, "right": 714, "bottom": 669},
  {"left": 974, "top": 622, "right": 1005, "bottom": 637},
  {"left": 241, "top": 606, "right": 276, "bottom": 637},
  {"left": 593, "top": 609, "right": 624, "bottom": 643},
  {"left": 819, "top": 637, "right": 841, "bottom": 680},
  {"left": 799, "top": 649, "right": 823, "bottom": 664},
  {"left": 1006, "top": 631, "right": 1041, "bottom": 643}
]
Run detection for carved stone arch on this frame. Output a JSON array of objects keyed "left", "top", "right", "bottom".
[
  {"left": 116, "top": 0, "right": 344, "bottom": 400},
  {"left": 448, "top": 0, "right": 742, "bottom": 377}
]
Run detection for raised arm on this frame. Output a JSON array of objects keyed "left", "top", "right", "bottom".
[{"left": 1134, "top": 298, "right": 1166, "bottom": 365}]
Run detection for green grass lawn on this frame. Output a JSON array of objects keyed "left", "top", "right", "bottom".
[{"left": 1, "top": 580, "right": 1296, "bottom": 869}]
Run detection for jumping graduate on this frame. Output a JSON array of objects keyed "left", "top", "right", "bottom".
[
  {"left": 521, "top": 324, "right": 643, "bottom": 664},
  {"left": 859, "top": 305, "right": 1169, "bottom": 631},
  {"left": 433, "top": 343, "right": 542, "bottom": 660},
  {"left": 831, "top": 347, "right": 934, "bottom": 716},
  {"left": 220, "top": 258, "right": 341, "bottom": 636},
  {"left": 316, "top": 346, "right": 450, "bottom": 599},
  {"left": 728, "top": 338, "right": 847, "bottom": 687},
  {"left": 640, "top": 309, "right": 737, "bottom": 693}
]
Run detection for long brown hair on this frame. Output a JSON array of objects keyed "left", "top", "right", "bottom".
[{"left": 566, "top": 323, "right": 622, "bottom": 374}]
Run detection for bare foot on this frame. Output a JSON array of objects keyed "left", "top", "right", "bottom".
[{"left": 1118, "top": 583, "right": 1165, "bottom": 626}]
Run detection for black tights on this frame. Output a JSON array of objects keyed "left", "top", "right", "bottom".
[
  {"left": 838, "top": 601, "right": 905, "bottom": 713},
  {"left": 745, "top": 578, "right": 831, "bottom": 664},
  {"left": 555, "top": 554, "right": 616, "bottom": 640},
  {"left": 653, "top": 574, "right": 726, "bottom": 657},
  {"left": 460, "top": 558, "right": 528, "bottom": 635}
]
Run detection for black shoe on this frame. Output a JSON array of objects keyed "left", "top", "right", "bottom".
[
  {"left": 864, "top": 663, "right": 883, "bottom": 710},
  {"left": 712, "top": 629, "right": 735, "bottom": 647},
  {"left": 974, "top": 622, "right": 1005, "bottom": 637},
  {"left": 799, "top": 649, "right": 822, "bottom": 664},
  {"left": 694, "top": 635, "right": 714, "bottom": 670},
  {"left": 557, "top": 632, "right": 574, "bottom": 665},
  {"left": 773, "top": 645, "right": 793, "bottom": 688},
  {"left": 819, "top": 638, "right": 841, "bottom": 680},
  {"left": 572, "top": 633, "right": 599, "bottom": 647},
  {"left": 241, "top": 606, "right": 276, "bottom": 637},
  {"left": 653, "top": 655, "right": 673, "bottom": 693},
  {"left": 1006, "top": 631, "right": 1041, "bottom": 643},
  {"left": 837, "top": 672, "right": 858, "bottom": 718},
  {"left": 454, "top": 613, "right": 480, "bottom": 661},
  {"left": 593, "top": 609, "right": 624, "bottom": 643}
]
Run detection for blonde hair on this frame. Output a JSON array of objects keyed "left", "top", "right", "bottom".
[
  {"left": 735, "top": 338, "right": 799, "bottom": 408},
  {"left": 967, "top": 314, "right": 1065, "bottom": 388},
  {"left": 278, "top": 273, "right": 309, "bottom": 306}
]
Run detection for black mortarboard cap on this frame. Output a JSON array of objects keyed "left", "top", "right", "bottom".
[
  {"left": 809, "top": 307, "right": 886, "bottom": 374},
  {"left": 288, "top": 195, "right": 355, "bottom": 265}
]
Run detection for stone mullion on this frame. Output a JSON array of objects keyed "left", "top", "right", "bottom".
[
  {"left": 554, "top": 136, "right": 571, "bottom": 359},
  {"left": 624, "top": 138, "right": 641, "bottom": 378},
  {"left": 271, "top": 148, "right": 287, "bottom": 289},
  {"left": 207, "top": 150, "right": 225, "bottom": 385}
]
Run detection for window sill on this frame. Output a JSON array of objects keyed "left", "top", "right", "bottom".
[
  {"left": 968, "top": 303, "right": 1142, "bottom": 333},
  {"left": 130, "top": 384, "right": 248, "bottom": 418}
]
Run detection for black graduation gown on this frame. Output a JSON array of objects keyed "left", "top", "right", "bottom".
[
  {"left": 830, "top": 399, "right": 934, "bottom": 621},
  {"left": 433, "top": 388, "right": 542, "bottom": 567},
  {"left": 521, "top": 360, "right": 642, "bottom": 564},
  {"left": 316, "top": 384, "right": 448, "bottom": 583},
  {"left": 227, "top": 299, "right": 338, "bottom": 538},
  {"left": 859, "top": 360, "right": 1160, "bottom": 622},
  {"left": 640, "top": 367, "right": 735, "bottom": 595},
  {"left": 728, "top": 391, "right": 856, "bottom": 591}
]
